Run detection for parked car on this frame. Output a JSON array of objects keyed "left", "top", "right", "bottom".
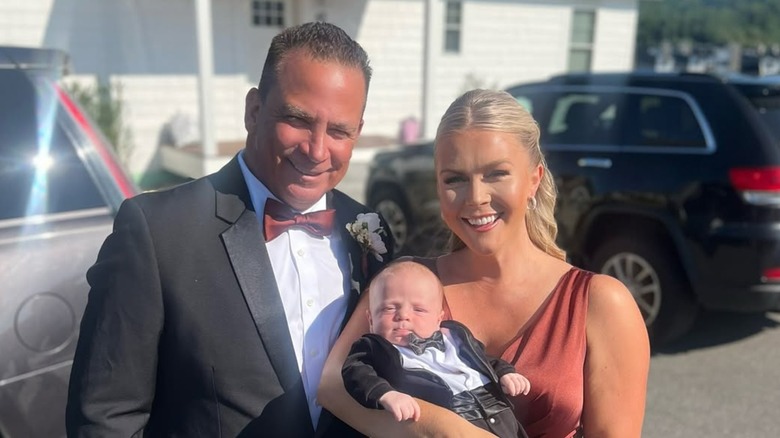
[
  {"left": 365, "top": 71, "right": 780, "bottom": 345},
  {"left": 0, "top": 46, "right": 137, "bottom": 437}
]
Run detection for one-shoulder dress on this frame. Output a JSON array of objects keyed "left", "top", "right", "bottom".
[{"left": 414, "top": 258, "right": 592, "bottom": 438}]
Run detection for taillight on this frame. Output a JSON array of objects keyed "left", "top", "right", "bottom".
[
  {"left": 54, "top": 85, "right": 136, "bottom": 199},
  {"left": 761, "top": 267, "right": 780, "bottom": 282},
  {"left": 729, "top": 167, "right": 780, "bottom": 206}
]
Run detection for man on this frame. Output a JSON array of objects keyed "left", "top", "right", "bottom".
[{"left": 66, "top": 22, "right": 394, "bottom": 437}]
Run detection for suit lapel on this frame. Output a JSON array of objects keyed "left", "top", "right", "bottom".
[
  {"left": 331, "top": 192, "right": 366, "bottom": 330},
  {"left": 214, "top": 158, "right": 300, "bottom": 392}
]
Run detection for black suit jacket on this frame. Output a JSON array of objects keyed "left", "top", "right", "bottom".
[
  {"left": 342, "top": 320, "right": 516, "bottom": 410},
  {"left": 66, "top": 156, "right": 393, "bottom": 437}
]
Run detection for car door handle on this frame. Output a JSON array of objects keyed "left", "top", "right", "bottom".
[{"left": 577, "top": 158, "right": 612, "bottom": 169}]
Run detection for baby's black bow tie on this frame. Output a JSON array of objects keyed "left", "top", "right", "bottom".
[{"left": 407, "top": 331, "right": 446, "bottom": 355}]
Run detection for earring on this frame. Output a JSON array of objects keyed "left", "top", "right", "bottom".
[{"left": 527, "top": 196, "right": 538, "bottom": 211}]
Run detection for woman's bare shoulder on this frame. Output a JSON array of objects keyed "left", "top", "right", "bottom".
[
  {"left": 587, "top": 273, "right": 638, "bottom": 311},
  {"left": 588, "top": 274, "right": 639, "bottom": 318},
  {"left": 586, "top": 273, "right": 648, "bottom": 340}
]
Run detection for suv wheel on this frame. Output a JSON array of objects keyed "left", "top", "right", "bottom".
[
  {"left": 591, "top": 236, "right": 698, "bottom": 346},
  {"left": 370, "top": 187, "right": 412, "bottom": 254}
]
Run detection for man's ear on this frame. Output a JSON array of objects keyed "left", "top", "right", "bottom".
[
  {"left": 357, "top": 119, "right": 364, "bottom": 137},
  {"left": 244, "top": 88, "right": 261, "bottom": 131}
]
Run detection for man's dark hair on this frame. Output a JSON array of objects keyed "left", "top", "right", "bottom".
[{"left": 258, "top": 21, "right": 372, "bottom": 100}]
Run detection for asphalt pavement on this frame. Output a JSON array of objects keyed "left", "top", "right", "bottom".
[{"left": 644, "top": 310, "right": 780, "bottom": 437}]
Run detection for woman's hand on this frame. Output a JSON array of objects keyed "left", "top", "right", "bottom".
[{"left": 582, "top": 274, "right": 650, "bottom": 437}]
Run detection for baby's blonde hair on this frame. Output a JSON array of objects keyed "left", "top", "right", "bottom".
[{"left": 368, "top": 260, "right": 444, "bottom": 310}]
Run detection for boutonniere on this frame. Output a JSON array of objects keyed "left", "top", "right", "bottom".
[
  {"left": 346, "top": 213, "right": 388, "bottom": 277},
  {"left": 346, "top": 213, "right": 388, "bottom": 261}
]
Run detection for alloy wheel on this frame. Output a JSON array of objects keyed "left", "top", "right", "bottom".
[
  {"left": 600, "top": 252, "right": 663, "bottom": 327},
  {"left": 375, "top": 198, "right": 408, "bottom": 252}
]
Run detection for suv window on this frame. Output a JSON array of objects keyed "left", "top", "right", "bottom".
[
  {"left": 747, "top": 95, "right": 780, "bottom": 141},
  {"left": 625, "top": 94, "right": 707, "bottom": 148},
  {"left": 513, "top": 88, "right": 708, "bottom": 151},
  {"left": 546, "top": 93, "right": 620, "bottom": 146},
  {"left": 0, "top": 71, "right": 105, "bottom": 221}
]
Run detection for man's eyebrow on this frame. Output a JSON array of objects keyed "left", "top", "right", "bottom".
[
  {"left": 280, "top": 104, "right": 357, "bottom": 134},
  {"left": 328, "top": 120, "right": 355, "bottom": 134},
  {"left": 280, "top": 104, "right": 313, "bottom": 121}
]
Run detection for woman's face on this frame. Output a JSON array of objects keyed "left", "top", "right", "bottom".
[{"left": 435, "top": 129, "right": 542, "bottom": 255}]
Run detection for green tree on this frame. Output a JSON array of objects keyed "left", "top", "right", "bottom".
[
  {"left": 65, "top": 81, "right": 134, "bottom": 168},
  {"left": 638, "top": 0, "right": 780, "bottom": 50}
]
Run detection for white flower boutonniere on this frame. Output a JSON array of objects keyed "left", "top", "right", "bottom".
[{"left": 346, "top": 212, "right": 388, "bottom": 262}]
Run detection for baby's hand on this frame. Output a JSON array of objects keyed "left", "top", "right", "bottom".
[
  {"left": 500, "top": 372, "right": 531, "bottom": 396},
  {"left": 378, "top": 390, "right": 421, "bottom": 422}
]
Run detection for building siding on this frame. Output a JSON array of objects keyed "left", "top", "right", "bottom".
[{"left": 0, "top": 0, "right": 637, "bottom": 176}]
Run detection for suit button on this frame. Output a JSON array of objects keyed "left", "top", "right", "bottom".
[{"left": 489, "top": 417, "right": 496, "bottom": 424}]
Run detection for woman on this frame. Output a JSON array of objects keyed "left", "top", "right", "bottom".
[{"left": 319, "top": 89, "right": 649, "bottom": 437}]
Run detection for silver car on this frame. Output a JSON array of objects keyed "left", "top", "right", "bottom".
[{"left": 0, "top": 46, "right": 137, "bottom": 437}]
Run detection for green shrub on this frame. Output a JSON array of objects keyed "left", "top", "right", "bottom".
[{"left": 65, "top": 81, "right": 134, "bottom": 169}]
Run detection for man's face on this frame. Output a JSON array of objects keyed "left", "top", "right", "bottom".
[{"left": 244, "top": 50, "right": 366, "bottom": 211}]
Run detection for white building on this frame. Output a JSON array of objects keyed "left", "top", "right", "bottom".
[{"left": 0, "top": 0, "right": 637, "bottom": 179}]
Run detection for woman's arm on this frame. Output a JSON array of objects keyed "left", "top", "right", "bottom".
[
  {"left": 582, "top": 274, "right": 651, "bottom": 437},
  {"left": 318, "top": 294, "right": 494, "bottom": 438}
]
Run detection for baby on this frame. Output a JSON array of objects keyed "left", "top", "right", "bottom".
[{"left": 342, "top": 260, "right": 529, "bottom": 438}]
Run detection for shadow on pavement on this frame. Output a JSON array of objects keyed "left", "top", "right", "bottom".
[{"left": 653, "top": 309, "right": 780, "bottom": 355}]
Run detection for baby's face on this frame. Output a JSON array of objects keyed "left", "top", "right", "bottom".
[{"left": 368, "top": 269, "right": 444, "bottom": 346}]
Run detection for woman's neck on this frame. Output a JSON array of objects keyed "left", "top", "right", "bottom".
[{"left": 445, "top": 232, "right": 546, "bottom": 286}]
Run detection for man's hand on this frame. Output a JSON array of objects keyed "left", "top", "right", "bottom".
[
  {"left": 378, "top": 391, "right": 421, "bottom": 422},
  {"left": 500, "top": 373, "right": 531, "bottom": 396}
]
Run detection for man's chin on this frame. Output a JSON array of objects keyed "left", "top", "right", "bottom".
[{"left": 281, "top": 184, "right": 335, "bottom": 210}]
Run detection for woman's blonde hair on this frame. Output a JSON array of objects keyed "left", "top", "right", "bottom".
[{"left": 435, "top": 89, "right": 566, "bottom": 261}]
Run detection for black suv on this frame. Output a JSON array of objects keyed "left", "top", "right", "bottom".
[
  {"left": 366, "top": 72, "right": 780, "bottom": 345},
  {"left": 0, "top": 46, "right": 137, "bottom": 437}
]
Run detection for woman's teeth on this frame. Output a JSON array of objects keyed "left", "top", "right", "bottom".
[{"left": 467, "top": 215, "right": 497, "bottom": 226}]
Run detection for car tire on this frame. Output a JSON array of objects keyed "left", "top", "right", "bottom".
[
  {"left": 369, "top": 186, "right": 413, "bottom": 255},
  {"left": 590, "top": 235, "right": 699, "bottom": 347}
]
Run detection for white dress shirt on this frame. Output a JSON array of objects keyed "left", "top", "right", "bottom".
[
  {"left": 397, "top": 328, "right": 490, "bottom": 394},
  {"left": 238, "top": 152, "right": 350, "bottom": 429}
]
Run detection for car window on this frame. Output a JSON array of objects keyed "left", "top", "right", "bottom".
[
  {"left": 515, "top": 96, "right": 533, "bottom": 113},
  {"left": 747, "top": 95, "right": 780, "bottom": 142},
  {"left": 545, "top": 92, "right": 621, "bottom": 146},
  {"left": 0, "top": 71, "right": 106, "bottom": 221},
  {"left": 624, "top": 94, "right": 707, "bottom": 149}
]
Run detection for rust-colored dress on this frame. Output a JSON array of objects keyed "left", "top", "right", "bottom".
[{"left": 416, "top": 258, "right": 591, "bottom": 438}]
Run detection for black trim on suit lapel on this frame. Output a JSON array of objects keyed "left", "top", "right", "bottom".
[
  {"left": 213, "top": 157, "right": 300, "bottom": 392},
  {"left": 331, "top": 191, "right": 366, "bottom": 330},
  {"left": 222, "top": 213, "right": 300, "bottom": 391}
]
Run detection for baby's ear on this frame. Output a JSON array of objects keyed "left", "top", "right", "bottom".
[
  {"left": 438, "top": 309, "right": 445, "bottom": 324},
  {"left": 366, "top": 309, "right": 373, "bottom": 331}
]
